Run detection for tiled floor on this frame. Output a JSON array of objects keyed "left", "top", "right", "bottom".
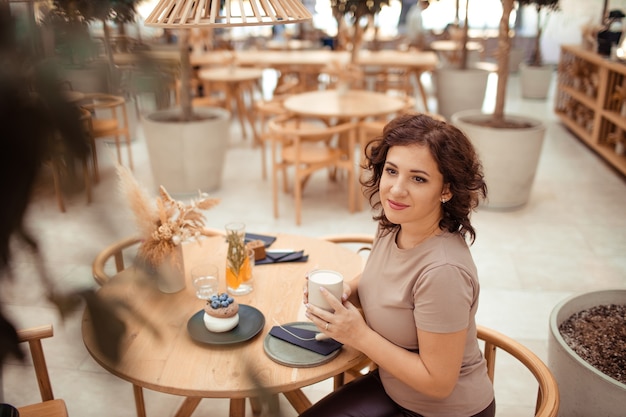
[{"left": 2, "top": 69, "right": 625, "bottom": 417}]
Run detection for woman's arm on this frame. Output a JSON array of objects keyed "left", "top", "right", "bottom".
[{"left": 306, "top": 288, "right": 466, "bottom": 399}]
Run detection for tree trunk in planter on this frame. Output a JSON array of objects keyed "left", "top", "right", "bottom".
[
  {"left": 548, "top": 289, "right": 626, "bottom": 417},
  {"left": 451, "top": 110, "right": 546, "bottom": 209},
  {"left": 142, "top": 107, "right": 230, "bottom": 195}
]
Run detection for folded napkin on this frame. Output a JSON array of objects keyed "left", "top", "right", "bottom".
[
  {"left": 245, "top": 233, "right": 276, "bottom": 247},
  {"left": 269, "top": 325, "right": 342, "bottom": 356},
  {"left": 256, "top": 250, "right": 308, "bottom": 265}
]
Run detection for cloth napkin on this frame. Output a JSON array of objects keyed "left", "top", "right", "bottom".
[
  {"left": 256, "top": 250, "right": 308, "bottom": 265},
  {"left": 245, "top": 233, "right": 276, "bottom": 247},
  {"left": 269, "top": 325, "right": 342, "bottom": 356}
]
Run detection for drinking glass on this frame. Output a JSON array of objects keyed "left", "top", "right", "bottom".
[
  {"left": 190, "top": 263, "right": 219, "bottom": 300},
  {"left": 225, "top": 223, "right": 254, "bottom": 295}
]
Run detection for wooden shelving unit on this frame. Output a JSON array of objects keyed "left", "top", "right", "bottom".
[{"left": 555, "top": 44, "right": 626, "bottom": 177}]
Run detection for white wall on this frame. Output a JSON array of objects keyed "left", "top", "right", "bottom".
[{"left": 542, "top": 0, "right": 626, "bottom": 63}]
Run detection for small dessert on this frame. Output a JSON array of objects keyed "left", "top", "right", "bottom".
[
  {"left": 203, "top": 293, "right": 240, "bottom": 333},
  {"left": 246, "top": 240, "right": 266, "bottom": 261}
]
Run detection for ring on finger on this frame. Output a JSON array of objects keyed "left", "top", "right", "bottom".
[{"left": 325, "top": 322, "right": 329, "bottom": 330}]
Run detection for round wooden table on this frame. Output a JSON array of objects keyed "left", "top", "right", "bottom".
[
  {"left": 198, "top": 66, "right": 264, "bottom": 141},
  {"left": 82, "top": 234, "right": 365, "bottom": 417},
  {"left": 283, "top": 89, "right": 407, "bottom": 120}
]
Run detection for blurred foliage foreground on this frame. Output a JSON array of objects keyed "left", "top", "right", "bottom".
[
  {"left": 0, "top": 3, "right": 137, "bottom": 372},
  {"left": 0, "top": 6, "right": 275, "bottom": 409}
]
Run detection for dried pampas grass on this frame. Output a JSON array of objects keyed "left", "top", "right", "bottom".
[{"left": 117, "top": 165, "right": 220, "bottom": 267}]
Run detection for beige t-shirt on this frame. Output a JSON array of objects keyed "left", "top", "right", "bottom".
[{"left": 358, "top": 228, "right": 494, "bottom": 417}]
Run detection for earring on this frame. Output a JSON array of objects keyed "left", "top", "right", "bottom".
[{"left": 441, "top": 198, "right": 448, "bottom": 203}]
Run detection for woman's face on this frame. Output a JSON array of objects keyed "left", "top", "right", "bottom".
[{"left": 379, "top": 144, "right": 450, "bottom": 228}]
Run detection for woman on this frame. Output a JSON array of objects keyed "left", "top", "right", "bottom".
[{"left": 303, "top": 113, "right": 494, "bottom": 417}]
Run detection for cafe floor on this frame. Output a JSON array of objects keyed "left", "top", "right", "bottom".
[{"left": 2, "top": 70, "right": 625, "bottom": 417}]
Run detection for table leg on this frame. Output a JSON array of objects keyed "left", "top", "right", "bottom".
[
  {"left": 413, "top": 70, "right": 430, "bottom": 112},
  {"left": 229, "top": 398, "right": 246, "bottom": 417},
  {"left": 132, "top": 385, "right": 146, "bottom": 417},
  {"left": 233, "top": 85, "right": 249, "bottom": 140},
  {"left": 249, "top": 395, "right": 280, "bottom": 416},
  {"left": 174, "top": 397, "right": 202, "bottom": 417},
  {"left": 283, "top": 388, "right": 312, "bottom": 414}
]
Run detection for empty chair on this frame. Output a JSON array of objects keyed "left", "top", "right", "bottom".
[
  {"left": 267, "top": 114, "right": 357, "bottom": 225},
  {"left": 46, "top": 107, "right": 93, "bottom": 212},
  {"left": 12, "top": 324, "right": 69, "bottom": 417},
  {"left": 81, "top": 93, "right": 132, "bottom": 181}
]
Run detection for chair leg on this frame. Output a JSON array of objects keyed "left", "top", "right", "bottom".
[
  {"left": 114, "top": 134, "right": 123, "bottom": 166},
  {"left": 91, "top": 139, "right": 100, "bottom": 183},
  {"left": 82, "top": 158, "right": 92, "bottom": 205},
  {"left": 50, "top": 161, "right": 66, "bottom": 213},
  {"left": 295, "top": 173, "right": 302, "bottom": 225},
  {"left": 125, "top": 131, "right": 134, "bottom": 171}
]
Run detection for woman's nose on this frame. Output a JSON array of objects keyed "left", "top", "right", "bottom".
[{"left": 390, "top": 179, "right": 407, "bottom": 196}]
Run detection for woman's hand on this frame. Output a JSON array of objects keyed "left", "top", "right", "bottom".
[{"left": 305, "top": 286, "right": 366, "bottom": 346}]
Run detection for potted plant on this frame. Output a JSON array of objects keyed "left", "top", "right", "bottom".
[
  {"left": 140, "top": 0, "right": 312, "bottom": 195},
  {"left": 41, "top": 0, "right": 109, "bottom": 93},
  {"left": 43, "top": 0, "right": 144, "bottom": 93},
  {"left": 451, "top": 0, "right": 547, "bottom": 209},
  {"left": 140, "top": 12, "right": 230, "bottom": 195},
  {"left": 518, "top": 0, "right": 560, "bottom": 99},
  {"left": 117, "top": 165, "right": 220, "bottom": 293},
  {"left": 548, "top": 289, "right": 626, "bottom": 417},
  {"left": 330, "top": 0, "right": 390, "bottom": 64},
  {"left": 434, "top": 0, "right": 491, "bottom": 120}
]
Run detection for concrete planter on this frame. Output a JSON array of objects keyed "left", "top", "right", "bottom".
[
  {"left": 519, "top": 63, "right": 554, "bottom": 99},
  {"left": 548, "top": 289, "right": 626, "bottom": 417},
  {"left": 434, "top": 67, "right": 490, "bottom": 121},
  {"left": 143, "top": 107, "right": 230, "bottom": 195},
  {"left": 451, "top": 110, "right": 546, "bottom": 209}
]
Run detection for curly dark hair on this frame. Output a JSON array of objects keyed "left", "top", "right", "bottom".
[{"left": 361, "top": 113, "right": 487, "bottom": 244}]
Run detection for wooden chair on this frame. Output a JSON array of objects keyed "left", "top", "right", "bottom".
[
  {"left": 81, "top": 93, "right": 132, "bottom": 181},
  {"left": 14, "top": 324, "right": 69, "bottom": 417},
  {"left": 477, "top": 325, "right": 560, "bottom": 417},
  {"left": 92, "top": 236, "right": 142, "bottom": 286},
  {"left": 46, "top": 107, "right": 93, "bottom": 212},
  {"left": 253, "top": 78, "right": 302, "bottom": 178},
  {"left": 332, "top": 322, "right": 561, "bottom": 417},
  {"left": 268, "top": 114, "right": 358, "bottom": 225}
]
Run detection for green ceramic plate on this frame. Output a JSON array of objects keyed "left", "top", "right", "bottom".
[
  {"left": 187, "top": 304, "right": 265, "bottom": 345},
  {"left": 263, "top": 321, "right": 341, "bottom": 368}
]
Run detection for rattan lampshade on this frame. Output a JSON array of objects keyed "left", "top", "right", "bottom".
[{"left": 144, "top": 0, "right": 312, "bottom": 28}]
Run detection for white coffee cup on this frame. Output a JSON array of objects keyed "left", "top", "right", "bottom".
[{"left": 308, "top": 270, "right": 344, "bottom": 312}]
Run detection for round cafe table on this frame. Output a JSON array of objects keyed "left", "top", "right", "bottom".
[
  {"left": 283, "top": 89, "right": 407, "bottom": 120},
  {"left": 82, "top": 233, "right": 365, "bottom": 417},
  {"left": 198, "top": 66, "right": 264, "bottom": 142}
]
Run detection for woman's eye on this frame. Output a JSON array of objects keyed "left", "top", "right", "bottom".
[
  {"left": 412, "top": 176, "right": 426, "bottom": 183},
  {"left": 384, "top": 167, "right": 397, "bottom": 175}
]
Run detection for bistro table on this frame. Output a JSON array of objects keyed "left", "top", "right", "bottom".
[
  {"left": 283, "top": 89, "right": 406, "bottom": 212},
  {"left": 283, "top": 89, "right": 407, "bottom": 121},
  {"left": 82, "top": 233, "right": 365, "bottom": 417},
  {"left": 197, "top": 66, "right": 264, "bottom": 141}
]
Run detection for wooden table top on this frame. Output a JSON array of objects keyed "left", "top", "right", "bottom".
[
  {"left": 82, "top": 234, "right": 365, "bottom": 399},
  {"left": 430, "top": 40, "right": 483, "bottom": 52},
  {"left": 283, "top": 90, "right": 407, "bottom": 119},
  {"left": 114, "top": 49, "right": 439, "bottom": 71},
  {"left": 197, "top": 66, "right": 264, "bottom": 83}
]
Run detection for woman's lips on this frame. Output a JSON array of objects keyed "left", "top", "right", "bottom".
[{"left": 387, "top": 199, "right": 409, "bottom": 210}]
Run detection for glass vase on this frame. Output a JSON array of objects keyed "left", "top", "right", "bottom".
[{"left": 225, "top": 222, "right": 253, "bottom": 295}]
